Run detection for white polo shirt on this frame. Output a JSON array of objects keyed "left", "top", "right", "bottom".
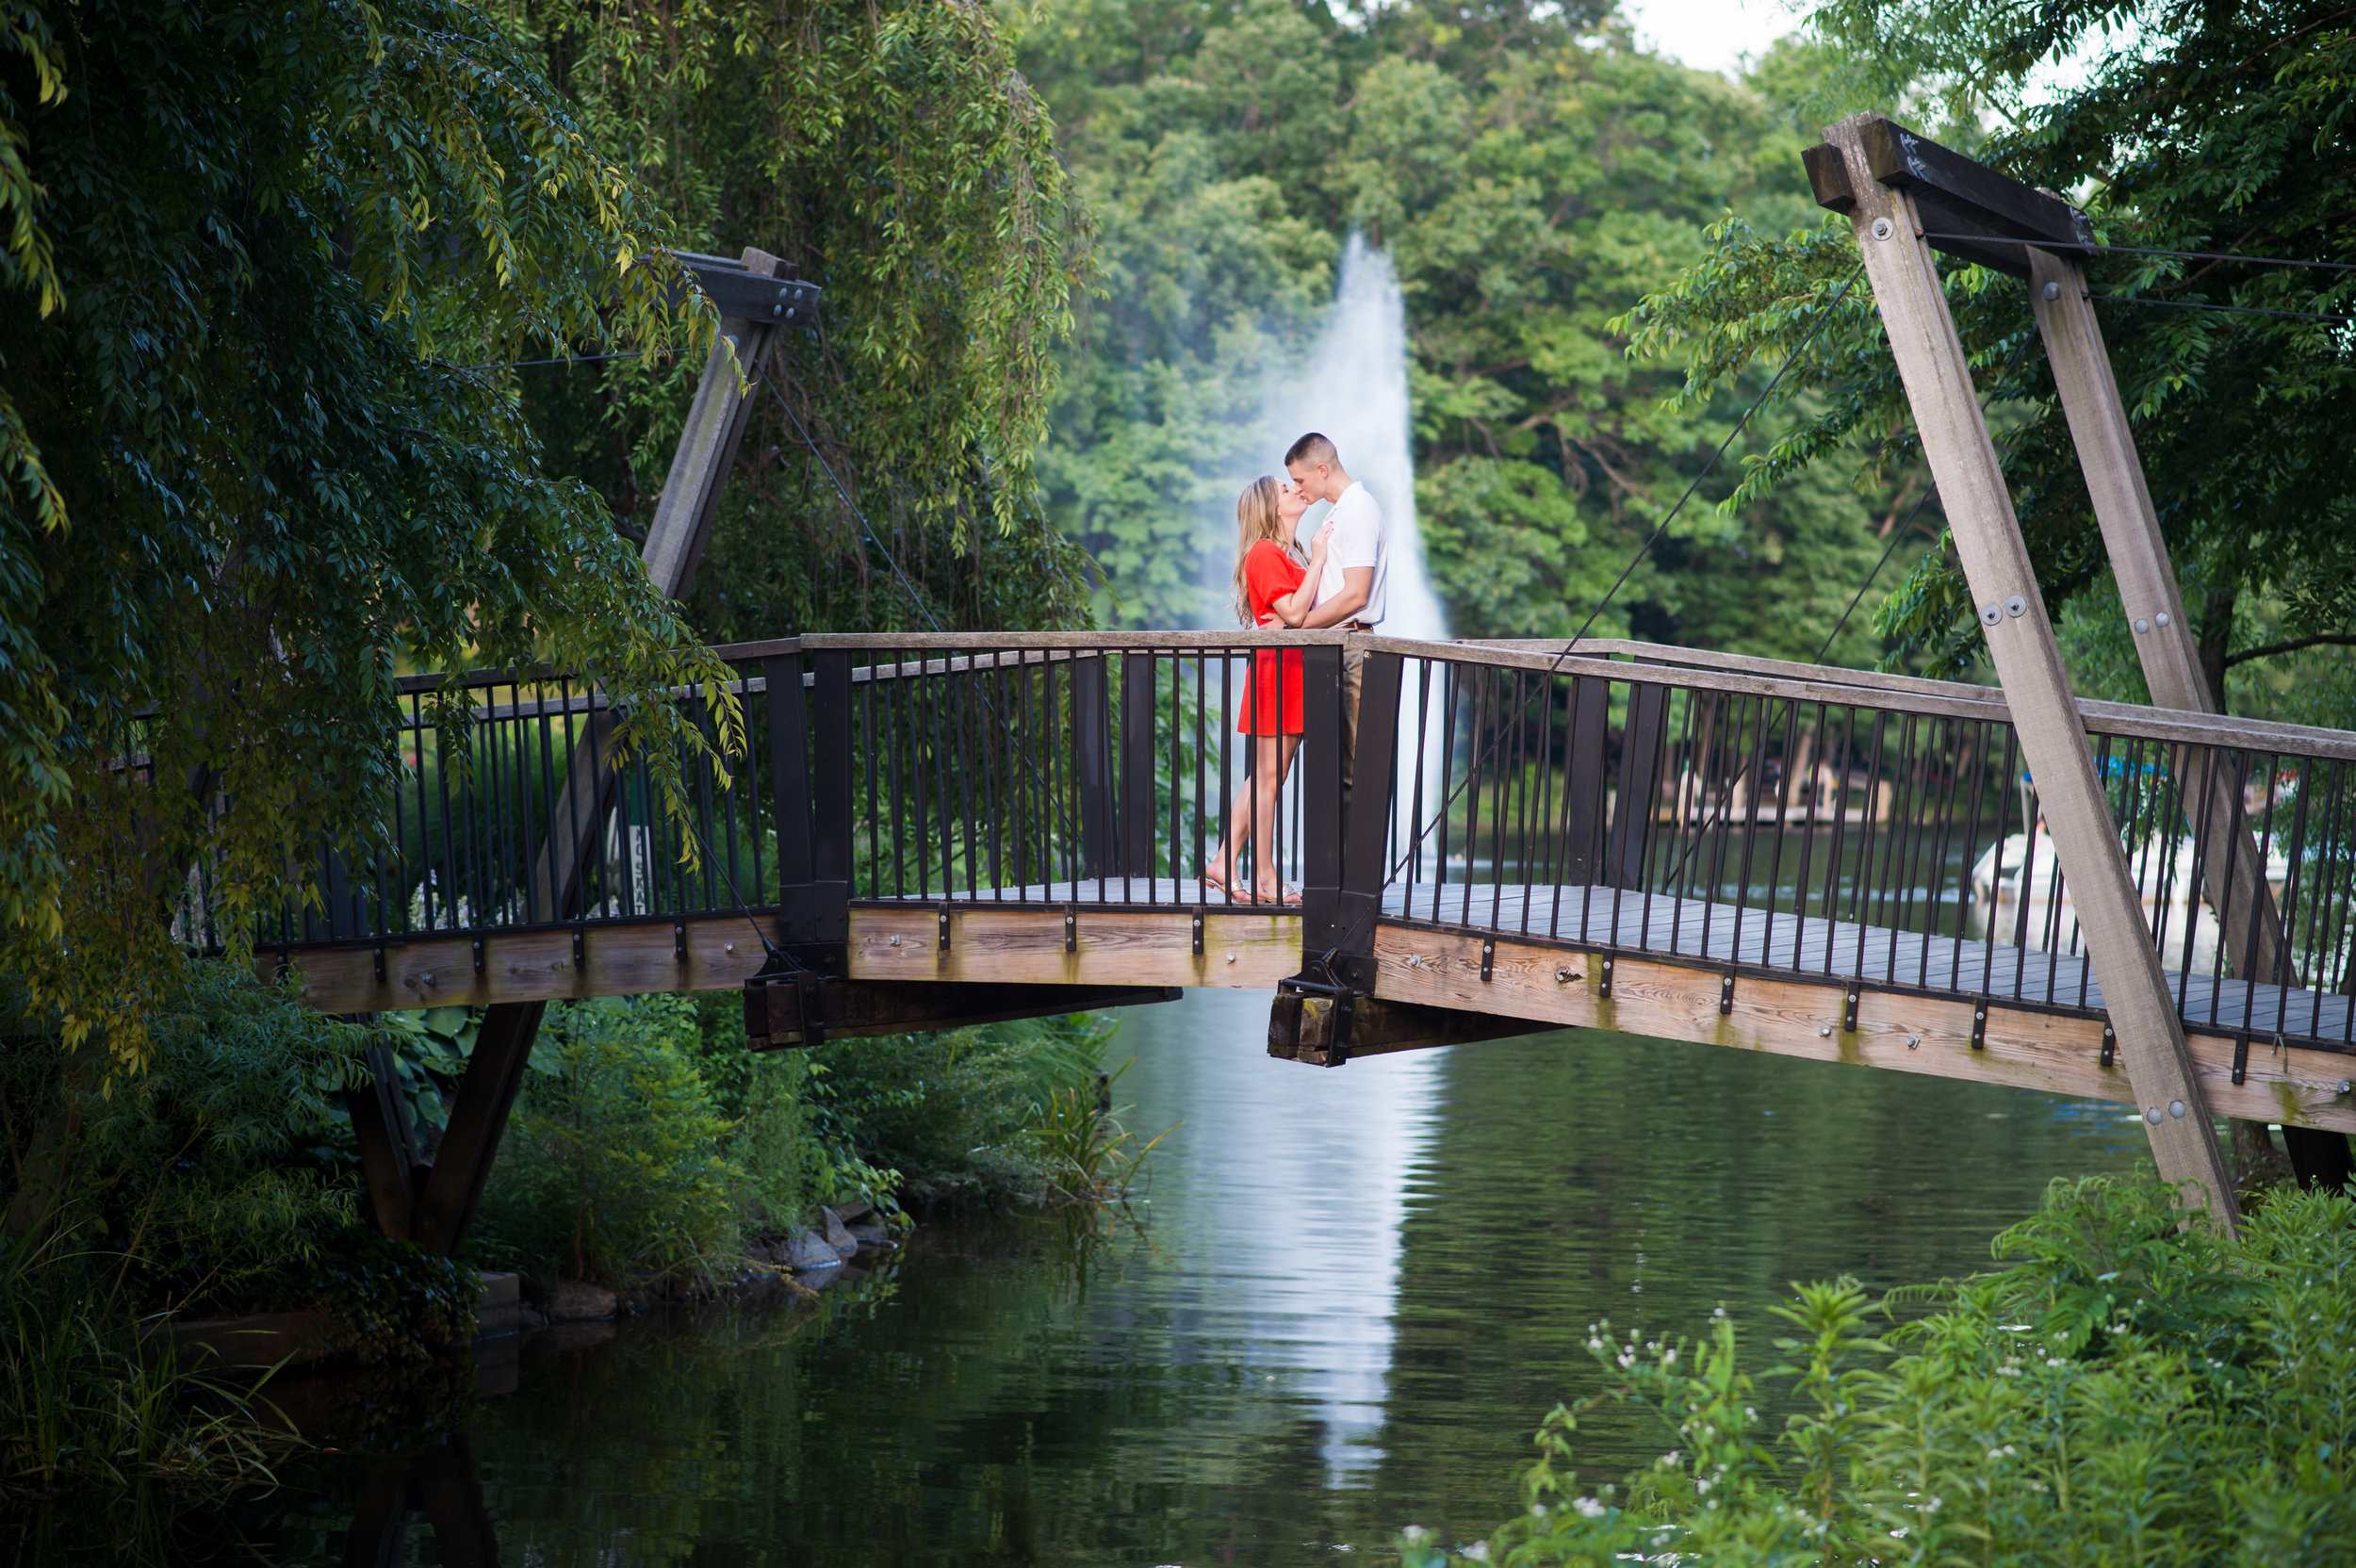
[{"left": 1312, "top": 481, "right": 1387, "bottom": 625}]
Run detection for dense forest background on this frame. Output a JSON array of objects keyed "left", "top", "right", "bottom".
[{"left": 1010, "top": 0, "right": 1897, "bottom": 663}]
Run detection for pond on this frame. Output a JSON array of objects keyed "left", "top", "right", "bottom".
[{"left": 123, "top": 991, "right": 2149, "bottom": 1566}]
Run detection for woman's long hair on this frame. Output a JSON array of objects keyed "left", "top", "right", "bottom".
[{"left": 1232, "top": 476, "right": 1300, "bottom": 626}]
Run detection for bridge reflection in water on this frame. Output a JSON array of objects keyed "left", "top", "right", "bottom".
[{"left": 239, "top": 630, "right": 2356, "bottom": 1156}]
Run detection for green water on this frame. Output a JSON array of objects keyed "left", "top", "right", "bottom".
[{"left": 167, "top": 991, "right": 2150, "bottom": 1565}]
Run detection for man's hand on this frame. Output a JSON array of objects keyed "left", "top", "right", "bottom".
[{"left": 1302, "top": 564, "right": 1373, "bottom": 629}]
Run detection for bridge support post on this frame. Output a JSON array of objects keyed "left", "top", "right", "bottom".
[
  {"left": 2028, "top": 245, "right": 2331, "bottom": 1191},
  {"left": 1118, "top": 652, "right": 1158, "bottom": 886},
  {"left": 1072, "top": 655, "right": 1112, "bottom": 883},
  {"left": 1822, "top": 113, "right": 2239, "bottom": 1228},
  {"left": 1271, "top": 643, "right": 1399, "bottom": 1063}
]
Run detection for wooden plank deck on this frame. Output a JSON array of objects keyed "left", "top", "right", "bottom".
[{"left": 888, "top": 879, "right": 2356, "bottom": 1050}]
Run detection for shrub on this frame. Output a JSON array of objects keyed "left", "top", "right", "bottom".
[
  {"left": 1399, "top": 1172, "right": 2356, "bottom": 1567},
  {"left": 475, "top": 995, "right": 741, "bottom": 1288},
  {"left": 804, "top": 1011, "right": 1112, "bottom": 1207}
]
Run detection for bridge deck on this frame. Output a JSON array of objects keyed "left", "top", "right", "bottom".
[{"left": 890, "top": 879, "right": 2356, "bottom": 1050}]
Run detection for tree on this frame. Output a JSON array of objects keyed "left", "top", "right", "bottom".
[
  {"left": 504, "top": 0, "right": 1097, "bottom": 639},
  {"left": 1626, "top": 0, "right": 2356, "bottom": 721},
  {"left": 1011, "top": 0, "right": 1909, "bottom": 652},
  {"left": 0, "top": 0, "right": 727, "bottom": 1066}
]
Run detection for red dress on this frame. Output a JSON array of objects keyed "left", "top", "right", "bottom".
[{"left": 1239, "top": 539, "right": 1306, "bottom": 736}]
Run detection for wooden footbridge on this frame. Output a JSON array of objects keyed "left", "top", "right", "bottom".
[{"left": 227, "top": 120, "right": 2356, "bottom": 1250}]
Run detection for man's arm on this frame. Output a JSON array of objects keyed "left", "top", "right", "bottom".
[{"left": 1301, "top": 566, "right": 1372, "bottom": 629}]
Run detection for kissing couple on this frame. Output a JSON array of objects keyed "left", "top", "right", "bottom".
[{"left": 1205, "top": 431, "right": 1392, "bottom": 903}]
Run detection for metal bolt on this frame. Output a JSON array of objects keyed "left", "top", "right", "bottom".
[
  {"left": 890, "top": 934, "right": 902, "bottom": 946},
  {"left": 2338, "top": 1080, "right": 2352, "bottom": 1096},
  {"left": 1819, "top": 1024, "right": 1833, "bottom": 1037},
  {"left": 1980, "top": 603, "right": 2003, "bottom": 627},
  {"left": 1225, "top": 952, "right": 1237, "bottom": 965},
  {"left": 1870, "top": 217, "right": 1894, "bottom": 241},
  {"left": 2042, "top": 281, "right": 2061, "bottom": 301},
  {"left": 2004, "top": 596, "right": 2027, "bottom": 618},
  {"left": 2145, "top": 1106, "right": 2163, "bottom": 1124},
  {"left": 2155, "top": 612, "right": 2170, "bottom": 629},
  {"left": 421, "top": 972, "right": 434, "bottom": 985},
  {"left": 2168, "top": 1101, "right": 2186, "bottom": 1119},
  {"left": 726, "top": 942, "right": 736, "bottom": 954},
  {"left": 2134, "top": 617, "right": 2151, "bottom": 633},
  {"left": 1907, "top": 1036, "right": 1921, "bottom": 1049}
]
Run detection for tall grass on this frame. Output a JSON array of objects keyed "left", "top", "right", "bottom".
[
  {"left": 0, "top": 1252, "right": 297, "bottom": 1496},
  {"left": 1020, "top": 1058, "right": 1175, "bottom": 1206}
]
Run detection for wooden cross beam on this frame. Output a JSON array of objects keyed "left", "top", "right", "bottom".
[{"left": 1817, "top": 112, "right": 2241, "bottom": 1229}]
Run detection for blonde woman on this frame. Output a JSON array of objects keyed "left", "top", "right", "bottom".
[{"left": 1206, "top": 477, "right": 1331, "bottom": 901}]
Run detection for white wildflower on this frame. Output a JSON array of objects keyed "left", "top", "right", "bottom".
[{"left": 1575, "top": 1497, "right": 1607, "bottom": 1519}]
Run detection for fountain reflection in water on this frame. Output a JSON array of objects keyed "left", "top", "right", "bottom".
[
  {"left": 1225, "top": 237, "right": 1452, "bottom": 1480},
  {"left": 1121, "top": 989, "right": 1443, "bottom": 1484}
]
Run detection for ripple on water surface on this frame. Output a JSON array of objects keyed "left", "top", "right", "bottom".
[{"left": 174, "top": 989, "right": 2153, "bottom": 1567}]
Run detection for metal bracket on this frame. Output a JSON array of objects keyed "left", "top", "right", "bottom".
[
  {"left": 1273, "top": 947, "right": 1366, "bottom": 1068},
  {"left": 2233, "top": 1034, "right": 2250, "bottom": 1086},
  {"left": 1064, "top": 905, "right": 1078, "bottom": 954},
  {"left": 1841, "top": 986, "right": 1860, "bottom": 1034},
  {"left": 1719, "top": 970, "right": 1736, "bottom": 1016},
  {"left": 674, "top": 922, "right": 688, "bottom": 964},
  {"left": 1599, "top": 953, "right": 1615, "bottom": 999},
  {"left": 1480, "top": 936, "right": 1496, "bottom": 982},
  {"left": 2100, "top": 1018, "right": 2116, "bottom": 1069},
  {"left": 373, "top": 943, "right": 386, "bottom": 985},
  {"left": 1191, "top": 906, "right": 1204, "bottom": 956},
  {"left": 571, "top": 926, "right": 587, "bottom": 970},
  {"left": 1972, "top": 1000, "right": 1988, "bottom": 1051},
  {"left": 744, "top": 969, "right": 827, "bottom": 1052},
  {"left": 471, "top": 936, "right": 485, "bottom": 976},
  {"left": 938, "top": 907, "right": 952, "bottom": 951}
]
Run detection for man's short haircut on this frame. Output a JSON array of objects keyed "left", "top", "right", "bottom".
[{"left": 1284, "top": 431, "right": 1338, "bottom": 469}]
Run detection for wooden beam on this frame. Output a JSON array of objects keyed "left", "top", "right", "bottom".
[
  {"left": 347, "top": 1040, "right": 421, "bottom": 1239},
  {"left": 1824, "top": 112, "right": 2238, "bottom": 1227},
  {"left": 271, "top": 915, "right": 775, "bottom": 1013},
  {"left": 412, "top": 1001, "right": 543, "bottom": 1256},
  {"left": 1268, "top": 991, "right": 1533, "bottom": 1067},
  {"left": 1366, "top": 926, "right": 2356, "bottom": 1135},
  {"left": 1818, "top": 116, "right": 2092, "bottom": 278},
  {"left": 2028, "top": 244, "right": 2292, "bottom": 983},
  {"left": 748, "top": 977, "right": 1178, "bottom": 1049},
  {"left": 847, "top": 905, "right": 1302, "bottom": 990},
  {"left": 644, "top": 246, "right": 788, "bottom": 598}
]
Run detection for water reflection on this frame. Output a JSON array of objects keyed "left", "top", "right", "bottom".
[
  {"left": 77, "top": 995, "right": 2150, "bottom": 1568},
  {"left": 1117, "top": 988, "right": 1444, "bottom": 1482}
]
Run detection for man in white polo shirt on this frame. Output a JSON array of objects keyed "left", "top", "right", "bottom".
[{"left": 1284, "top": 431, "right": 1387, "bottom": 805}]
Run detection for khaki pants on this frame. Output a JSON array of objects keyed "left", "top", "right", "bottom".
[{"left": 1340, "top": 629, "right": 1370, "bottom": 816}]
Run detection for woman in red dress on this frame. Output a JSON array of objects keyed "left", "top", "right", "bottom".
[{"left": 1208, "top": 476, "right": 1331, "bottom": 901}]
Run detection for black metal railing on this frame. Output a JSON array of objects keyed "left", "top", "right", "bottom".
[{"left": 231, "top": 630, "right": 2356, "bottom": 1054}]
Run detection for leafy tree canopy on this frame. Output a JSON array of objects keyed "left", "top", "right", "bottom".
[
  {"left": 1011, "top": 0, "right": 1910, "bottom": 656},
  {"left": 1628, "top": 0, "right": 2356, "bottom": 722},
  {"left": 0, "top": 0, "right": 724, "bottom": 1064},
  {"left": 506, "top": 0, "right": 1097, "bottom": 639}
]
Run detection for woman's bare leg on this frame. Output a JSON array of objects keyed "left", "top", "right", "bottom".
[{"left": 1250, "top": 734, "right": 1304, "bottom": 901}]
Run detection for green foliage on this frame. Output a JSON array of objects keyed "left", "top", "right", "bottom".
[
  {"left": 0, "top": 0, "right": 728, "bottom": 1069},
  {"left": 0, "top": 1257, "right": 296, "bottom": 1497},
  {"left": 1397, "top": 1172, "right": 2356, "bottom": 1566},
  {"left": 0, "top": 960, "right": 477, "bottom": 1369},
  {"left": 477, "top": 994, "right": 742, "bottom": 1288},
  {"left": 1014, "top": 1, "right": 1902, "bottom": 653},
  {"left": 1015, "top": 1056, "right": 1173, "bottom": 1206},
  {"left": 807, "top": 1010, "right": 1114, "bottom": 1207},
  {"left": 504, "top": 0, "right": 1096, "bottom": 638},
  {"left": 1625, "top": 0, "right": 2356, "bottom": 710}
]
